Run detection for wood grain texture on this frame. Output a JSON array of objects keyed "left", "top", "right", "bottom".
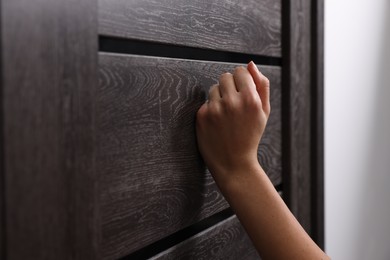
[
  {"left": 98, "top": 53, "right": 282, "bottom": 259},
  {"left": 98, "top": 0, "right": 281, "bottom": 57},
  {"left": 282, "top": 0, "right": 312, "bottom": 234},
  {"left": 150, "top": 215, "right": 259, "bottom": 260},
  {"left": 2, "top": 0, "right": 99, "bottom": 259}
]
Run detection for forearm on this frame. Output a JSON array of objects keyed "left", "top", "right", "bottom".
[{"left": 216, "top": 163, "right": 329, "bottom": 260}]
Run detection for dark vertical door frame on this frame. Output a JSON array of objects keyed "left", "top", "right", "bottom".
[
  {"left": 311, "top": 0, "right": 325, "bottom": 249},
  {"left": 0, "top": 0, "right": 4, "bottom": 257},
  {"left": 282, "top": 0, "right": 325, "bottom": 249},
  {"left": 1, "top": 0, "right": 99, "bottom": 259}
]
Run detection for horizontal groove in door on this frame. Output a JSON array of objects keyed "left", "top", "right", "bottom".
[
  {"left": 98, "top": 53, "right": 282, "bottom": 259},
  {"left": 150, "top": 215, "right": 259, "bottom": 260},
  {"left": 98, "top": 0, "right": 281, "bottom": 57},
  {"left": 120, "top": 208, "right": 234, "bottom": 260},
  {"left": 99, "top": 36, "right": 282, "bottom": 66},
  {"left": 121, "top": 183, "right": 282, "bottom": 260}
]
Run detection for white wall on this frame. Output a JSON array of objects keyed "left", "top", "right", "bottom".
[{"left": 325, "top": 0, "right": 390, "bottom": 259}]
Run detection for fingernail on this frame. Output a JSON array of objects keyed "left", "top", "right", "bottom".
[
  {"left": 248, "top": 61, "right": 255, "bottom": 69},
  {"left": 249, "top": 61, "right": 260, "bottom": 73}
]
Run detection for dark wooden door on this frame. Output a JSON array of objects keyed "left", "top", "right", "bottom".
[{"left": 0, "top": 0, "right": 324, "bottom": 259}]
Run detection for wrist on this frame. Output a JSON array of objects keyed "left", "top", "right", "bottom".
[{"left": 211, "top": 161, "right": 265, "bottom": 197}]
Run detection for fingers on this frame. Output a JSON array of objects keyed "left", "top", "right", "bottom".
[
  {"left": 233, "top": 66, "right": 256, "bottom": 92},
  {"left": 208, "top": 72, "right": 236, "bottom": 102},
  {"left": 219, "top": 72, "right": 236, "bottom": 97},
  {"left": 208, "top": 84, "right": 221, "bottom": 101},
  {"left": 247, "top": 61, "right": 271, "bottom": 116},
  {"left": 207, "top": 63, "right": 270, "bottom": 117}
]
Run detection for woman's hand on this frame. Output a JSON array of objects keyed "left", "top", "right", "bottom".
[
  {"left": 195, "top": 61, "right": 270, "bottom": 187},
  {"left": 196, "top": 62, "right": 330, "bottom": 260}
]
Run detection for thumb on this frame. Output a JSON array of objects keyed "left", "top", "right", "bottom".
[{"left": 247, "top": 61, "right": 271, "bottom": 116}]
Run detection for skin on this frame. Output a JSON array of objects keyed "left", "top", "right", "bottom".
[{"left": 196, "top": 61, "right": 330, "bottom": 260}]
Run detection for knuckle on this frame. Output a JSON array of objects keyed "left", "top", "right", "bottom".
[
  {"left": 244, "top": 93, "right": 261, "bottom": 110},
  {"left": 266, "top": 103, "right": 272, "bottom": 117},
  {"left": 209, "top": 84, "right": 218, "bottom": 93},
  {"left": 219, "top": 72, "right": 232, "bottom": 82},
  {"left": 196, "top": 105, "right": 207, "bottom": 122},
  {"left": 234, "top": 66, "right": 246, "bottom": 75},
  {"left": 222, "top": 96, "right": 237, "bottom": 112},
  {"left": 263, "top": 76, "right": 270, "bottom": 88},
  {"left": 208, "top": 105, "right": 221, "bottom": 120}
]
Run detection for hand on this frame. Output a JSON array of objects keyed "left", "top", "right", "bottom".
[
  {"left": 196, "top": 61, "right": 270, "bottom": 187},
  {"left": 196, "top": 62, "right": 330, "bottom": 260}
]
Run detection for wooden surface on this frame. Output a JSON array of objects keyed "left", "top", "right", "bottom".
[
  {"left": 0, "top": 0, "right": 325, "bottom": 258},
  {"left": 151, "top": 215, "right": 259, "bottom": 260},
  {"left": 98, "top": 53, "right": 282, "bottom": 259},
  {"left": 98, "top": 0, "right": 281, "bottom": 57},
  {"left": 282, "top": 0, "right": 313, "bottom": 234},
  {"left": 2, "top": 0, "right": 99, "bottom": 259}
]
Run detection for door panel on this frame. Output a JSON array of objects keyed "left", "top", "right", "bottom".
[
  {"left": 151, "top": 215, "right": 259, "bottom": 260},
  {"left": 98, "top": 0, "right": 281, "bottom": 56},
  {"left": 97, "top": 53, "right": 282, "bottom": 258}
]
